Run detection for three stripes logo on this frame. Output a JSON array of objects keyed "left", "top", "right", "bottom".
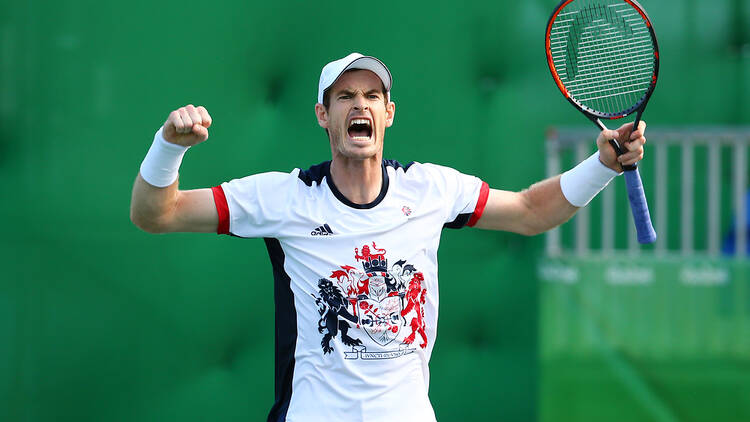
[{"left": 311, "top": 223, "right": 335, "bottom": 236}]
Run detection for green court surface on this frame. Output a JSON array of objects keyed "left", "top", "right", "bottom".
[
  {"left": 542, "top": 356, "right": 750, "bottom": 422},
  {"left": 539, "top": 256, "right": 750, "bottom": 422}
]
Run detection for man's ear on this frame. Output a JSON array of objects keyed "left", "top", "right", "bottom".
[
  {"left": 315, "top": 103, "right": 329, "bottom": 129},
  {"left": 385, "top": 101, "right": 396, "bottom": 128}
]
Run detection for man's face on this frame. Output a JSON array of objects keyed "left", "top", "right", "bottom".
[{"left": 316, "top": 70, "right": 395, "bottom": 161}]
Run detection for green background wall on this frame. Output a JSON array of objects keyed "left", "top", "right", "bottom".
[{"left": 1, "top": 0, "right": 748, "bottom": 421}]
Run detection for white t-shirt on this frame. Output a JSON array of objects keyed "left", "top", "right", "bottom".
[{"left": 211, "top": 160, "right": 489, "bottom": 422}]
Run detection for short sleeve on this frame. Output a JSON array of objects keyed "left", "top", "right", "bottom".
[
  {"left": 420, "top": 163, "right": 489, "bottom": 229},
  {"left": 211, "top": 171, "right": 293, "bottom": 238}
]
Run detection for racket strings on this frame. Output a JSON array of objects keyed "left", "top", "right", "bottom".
[
  {"left": 548, "top": 0, "right": 655, "bottom": 115},
  {"left": 571, "top": 6, "right": 650, "bottom": 112}
]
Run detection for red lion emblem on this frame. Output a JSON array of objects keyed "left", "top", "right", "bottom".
[
  {"left": 354, "top": 242, "right": 387, "bottom": 262},
  {"left": 401, "top": 272, "right": 428, "bottom": 348}
]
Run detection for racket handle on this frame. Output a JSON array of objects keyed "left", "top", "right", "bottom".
[{"left": 624, "top": 169, "right": 657, "bottom": 244}]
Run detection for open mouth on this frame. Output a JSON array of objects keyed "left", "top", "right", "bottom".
[{"left": 348, "top": 118, "right": 372, "bottom": 141}]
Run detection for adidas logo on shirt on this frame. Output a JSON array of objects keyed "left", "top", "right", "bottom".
[{"left": 311, "top": 224, "right": 334, "bottom": 236}]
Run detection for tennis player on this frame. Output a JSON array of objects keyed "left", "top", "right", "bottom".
[{"left": 130, "top": 52, "right": 646, "bottom": 422}]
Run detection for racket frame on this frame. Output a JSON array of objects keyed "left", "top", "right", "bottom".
[
  {"left": 546, "top": 0, "right": 660, "bottom": 124},
  {"left": 544, "top": 0, "right": 659, "bottom": 244}
]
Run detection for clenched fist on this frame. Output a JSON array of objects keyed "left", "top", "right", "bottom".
[{"left": 163, "top": 104, "right": 212, "bottom": 147}]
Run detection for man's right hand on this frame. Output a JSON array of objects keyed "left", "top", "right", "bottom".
[
  {"left": 131, "top": 103, "right": 218, "bottom": 233},
  {"left": 163, "top": 104, "right": 213, "bottom": 147}
]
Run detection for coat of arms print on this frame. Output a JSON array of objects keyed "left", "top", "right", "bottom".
[{"left": 312, "top": 242, "right": 428, "bottom": 360}]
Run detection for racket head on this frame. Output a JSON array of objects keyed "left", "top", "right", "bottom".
[{"left": 545, "top": 0, "right": 659, "bottom": 121}]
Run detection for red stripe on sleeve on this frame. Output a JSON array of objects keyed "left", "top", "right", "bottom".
[
  {"left": 467, "top": 181, "right": 490, "bottom": 227},
  {"left": 211, "top": 185, "right": 230, "bottom": 235}
]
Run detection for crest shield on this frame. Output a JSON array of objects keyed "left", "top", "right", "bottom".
[{"left": 357, "top": 293, "right": 402, "bottom": 346}]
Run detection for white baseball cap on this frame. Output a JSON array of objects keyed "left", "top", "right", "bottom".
[{"left": 317, "top": 52, "right": 392, "bottom": 104}]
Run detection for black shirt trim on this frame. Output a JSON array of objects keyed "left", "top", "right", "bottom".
[
  {"left": 264, "top": 238, "right": 297, "bottom": 422},
  {"left": 297, "top": 160, "right": 417, "bottom": 210},
  {"left": 443, "top": 212, "right": 472, "bottom": 229}
]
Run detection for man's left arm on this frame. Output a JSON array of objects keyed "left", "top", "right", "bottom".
[{"left": 473, "top": 121, "right": 646, "bottom": 235}]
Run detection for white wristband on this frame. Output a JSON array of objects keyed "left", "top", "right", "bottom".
[
  {"left": 139, "top": 127, "right": 190, "bottom": 187},
  {"left": 560, "top": 151, "right": 620, "bottom": 207}
]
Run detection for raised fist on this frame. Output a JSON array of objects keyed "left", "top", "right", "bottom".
[{"left": 162, "top": 104, "right": 212, "bottom": 147}]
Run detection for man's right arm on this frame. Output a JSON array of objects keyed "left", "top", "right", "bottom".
[
  {"left": 474, "top": 122, "right": 645, "bottom": 235},
  {"left": 130, "top": 105, "right": 219, "bottom": 234}
]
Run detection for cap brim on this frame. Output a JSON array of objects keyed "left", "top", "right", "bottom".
[
  {"left": 342, "top": 56, "right": 392, "bottom": 93},
  {"left": 319, "top": 55, "right": 392, "bottom": 104}
]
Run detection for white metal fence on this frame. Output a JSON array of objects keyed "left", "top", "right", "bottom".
[{"left": 545, "top": 127, "right": 750, "bottom": 257}]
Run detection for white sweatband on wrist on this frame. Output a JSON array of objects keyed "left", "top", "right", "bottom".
[
  {"left": 139, "top": 127, "right": 190, "bottom": 188},
  {"left": 560, "top": 151, "right": 620, "bottom": 207}
]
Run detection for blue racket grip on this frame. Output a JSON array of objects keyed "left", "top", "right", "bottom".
[{"left": 624, "top": 169, "right": 657, "bottom": 244}]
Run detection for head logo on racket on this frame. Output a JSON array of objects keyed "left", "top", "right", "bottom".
[{"left": 545, "top": 0, "right": 659, "bottom": 244}]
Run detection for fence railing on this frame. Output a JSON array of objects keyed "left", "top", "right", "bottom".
[{"left": 545, "top": 127, "right": 750, "bottom": 257}]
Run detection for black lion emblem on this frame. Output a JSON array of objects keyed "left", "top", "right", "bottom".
[{"left": 314, "top": 278, "right": 362, "bottom": 354}]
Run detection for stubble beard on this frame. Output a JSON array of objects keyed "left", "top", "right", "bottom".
[{"left": 330, "top": 128, "right": 381, "bottom": 161}]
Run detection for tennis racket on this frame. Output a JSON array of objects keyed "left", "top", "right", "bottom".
[{"left": 545, "top": 0, "right": 658, "bottom": 244}]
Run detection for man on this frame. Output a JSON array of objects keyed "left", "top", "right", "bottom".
[{"left": 131, "top": 52, "right": 646, "bottom": 421}]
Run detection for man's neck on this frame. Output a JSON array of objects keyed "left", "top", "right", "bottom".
[{"left": 329, "top": 156, "right": 383, "bottom": 205}]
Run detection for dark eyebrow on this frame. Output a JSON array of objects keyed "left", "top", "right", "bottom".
[{"left": 334, "top": 89, "right": 382, "bottom": 97}]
